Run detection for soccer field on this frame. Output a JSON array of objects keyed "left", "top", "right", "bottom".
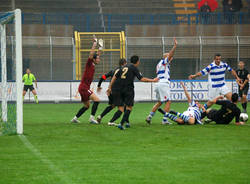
[{"left": 1, "top": 102, "right": 250, "bottom": 184}]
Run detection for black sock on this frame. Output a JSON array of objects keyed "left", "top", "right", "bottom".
[
  {"left": 76, "top": 106, "right": 88, "bottom": 118},
  {"left": 120, "top": 110, "right": 131, "bottom": 126},
  {"left": 91, "top": 102, "right": 99, "bottom": 116},
  {"left": 110, "top": 110, "right": 122, "bottom": 122},
  {"left": 242, "top": 102, "right": 247, "bottom": 110},
  {"left": 101, "top": 105, "right": 113, "bottom": 118},
  {"left": 158, "top": 108, "right": 165, "bottom": 115}
]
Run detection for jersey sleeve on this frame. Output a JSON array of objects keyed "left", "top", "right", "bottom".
[
  {"left": 97, "top": 70, "right": 113, "bottom": 87},
  {"left": 216, "top": 100, "right": 229, "bottom": 106},
  {"left": 235, "top": 109, "right": 241, "bottom": 123},
  {"left": 200, "top": 64, "right": 212, "bottom": 76},
  {"left": 133, "top": 66, "right": 143, "bottom": 80},
  {"left": 225, "top": 63, "right": 232, "bottom": 72},
  {"left": 22, "top": 75, "right": 25, "bottom": 81}
]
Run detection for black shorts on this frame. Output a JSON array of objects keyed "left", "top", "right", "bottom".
[
  {"left": 112, "top": 90, "right": 134, "bottom": 107},
  {"left": 239, "top": 85, "right": 249, "bottom": 97},
  {"left": 23, "top": 85, "right": 34, "bottom": 92},
  {"left": 108, "top": 94, "right": 114, "bottom": 105},
  {"left": 207, "top": 109, "right": 229, "bottom": 124}
]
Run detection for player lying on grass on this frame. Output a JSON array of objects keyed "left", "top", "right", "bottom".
[
  {"left": 71, "top": 36, "right": 102, "bottom": 124},
  {"left": 189, "top": 53, "right": 240, "bottom": 109},
  {"left": 203, "top": 93, "right": 245, "bottom": 125},
  {"left": 107, "top": 55, "right": 158, "bottom": 130},
  {"left": 158, "top": 82, "right": 208, "bottom": 125},
  {"left": 96, "top": 58, "right": 127, "bottom": 126},
  {"left": 146, "top": 38, "right": 177, "bottom": 125}
]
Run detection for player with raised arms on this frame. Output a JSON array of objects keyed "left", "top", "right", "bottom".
[
  {"left": 22, "top": 68, "right": 39, "bottom": 104},
  {"left": 96, "top": 58, "right": 127, "bottom": 125},
  {"left": 236, "top": 61, "right": 249, "bottom": 113},
  {"left": 189, "top": 53, "right": 240, "bottom": 109},
  {"left": 145, "top": 38, "right": 177, "bottom": 125},
  {"left": 71, "top": 36, "right": 102, "bottom": 124},
  {"left": 107, "top": 55, "right": 158, "bottom": 130}
]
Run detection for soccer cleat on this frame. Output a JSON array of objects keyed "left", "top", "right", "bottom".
[
  {"left": 117, "top": 124, "right": 125, "bottom": 130},
  {"left": 108, "top": 122, "right": 116, "bottom": 126},
  {"left": 162, "top": 119, "right": 172, "bottom": 125},
  {"left": 145, "top": 116, "right": 151, "bottom": 124},
  {"left": 89, "top": 116, "right": 99, "bottom": 124},
  {"left": 97, "top": 115, "right": 102, "bottom": 123},
  {"left": 204, "top": 119, "right": 212, "bottom": 124},
  {"left": 169, "top": 110, "right": 177, "bottom": 115},
  {"left": 243, "top": 109, "right": 247, "bottom": 113},
  {"left": 71, "top": 118, "right": 80, "bottom": 124},
  {"left": 125, "top": 123, "right": 130, "bottom": 128}
]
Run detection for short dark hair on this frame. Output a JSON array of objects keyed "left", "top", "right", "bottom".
[
  {"left": 93, "top": 53, "right": 98, "bottom": 59},
  {"left": 214, "top": 53, "right": 221, "bottom": 58},
  {"left": 119, "top": 58, "right": 127, "bottom": 66},
  {"left": 232, "top": 93, "right": 239, "bottom": 103},
  {"left": 130, "top": 55, "right": 139, "bottom": 64}
]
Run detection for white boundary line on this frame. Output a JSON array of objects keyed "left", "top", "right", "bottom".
[{"left": 19, "top": 135, "right": 74, "bottom": 184}]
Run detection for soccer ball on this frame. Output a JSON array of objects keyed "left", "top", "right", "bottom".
[{"left": 240, "top": 113, "right": 248, "bottom": 122}]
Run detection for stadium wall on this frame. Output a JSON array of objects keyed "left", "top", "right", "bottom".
[{"left": 17, "top": 80, "right": 249, "bottom": 102}]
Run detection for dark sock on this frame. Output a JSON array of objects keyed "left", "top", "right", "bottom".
[
  {"left": 110, "top": 110, "right": 122, "bottom": 122},
  {"left": 120, "top": 110, "right": 131, "bottom": 126},
  {"left": 76, "top": 107, "right": 88, "bottom": 118},
  {"left": 91, "top": 102, "right": 99, "bottom": 116},
  {"left": 158, "top": 108, "right": 165, "bottom": 115},
  {"left": 100, "top": 105, "right": 113, "bottom": 118},
  {"left": 242, "top": 103, "right": 247, "bottom": 111}
]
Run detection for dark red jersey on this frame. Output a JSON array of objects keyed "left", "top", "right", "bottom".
[{"left": 79, "top": 58, "right": 95, "bottom": 90}]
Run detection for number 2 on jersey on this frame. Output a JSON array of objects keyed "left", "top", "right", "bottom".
[
  {"left": 121, "top": 67, "right": 128, "bottom": 79},
  {"left": 223, "top": 108, "right": 232, "bottom": 118}
]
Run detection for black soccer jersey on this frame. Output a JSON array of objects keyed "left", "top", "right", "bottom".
[
  {"left": 236, "top": 68, "right": 249, "bottom": 87},
  {"left": 97, "top": 67, "right": 121, "bottom": 88},
  {"left": 215, "top": 100, "right": 241, "bottom": 124},
  {"left": 112, "top": 63, "right": 143, "bottom": 91}
]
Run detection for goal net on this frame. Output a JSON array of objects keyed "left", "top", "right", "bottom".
[{"left": 0, "top": 9, "right": 23, "bottom": 135}]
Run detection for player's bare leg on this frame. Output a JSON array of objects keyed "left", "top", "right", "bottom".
[
  {"left": 241, "top": 94, "right": 247, "bottom": 113},
  {"left": 22, "top": 90, "right": 26, "bottom": 100},
  {"left": 118, "top": 106, "right": 132, "bottom": 130},
  {"left": 89, "top": 93, "right": 100, "bottom": 124},
  {"left": 162, "top": 100, "right": 172, "bottom": 125},
  {"left": 146, "top": 102, "right": 162, "bottom": 124},
  {"left": 108, "top": 106, "right": 124, "bottom": 126},
  {"left": 31, "top": 89, "right": 38, "bottom": 104},
  {"left": 97, "top": 104, "right": 115, "bottom": 123},
  {"left": 71, "top": 101, "right": 90, "bottom": 123}
]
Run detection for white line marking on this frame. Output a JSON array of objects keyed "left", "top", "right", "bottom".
[{"left": 19, "top": 135, "right": 74, "bottom": 184}]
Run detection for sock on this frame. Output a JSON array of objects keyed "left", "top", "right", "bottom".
[
  {"left": 177, "top": 112, "right": 190, "bottom": 122},
  {"left": 120, "top": 110, "right": 131, "bottom": 126},
  {"left": 158, "top": 108, "right": 165, "bottom": 115},
  {"left": 91, "top": 101, "right": 99, "bottom": 116},
  {"left": 204, "top": 104, "right": 208, "bottom": 110},
  {"left": 164, "top": 113, "right": 178, "bottom": 122},
  {"left": 76, "top": 106, "right": 88, "bottom": 118},
  {"left": 100, "top": 105, "right": 113, "bottom": 118},
  {"left": 34, "top": 95, "right": 38, "bottom": 103},
  {"left": 110, "top": 110, "right": 122, "bottom": 122},
  {"left": 242, "top": 103, "right": 247, "bottom": 111},
  {"left": 148, "top": 112, "right": 155, "bottom": 119}
]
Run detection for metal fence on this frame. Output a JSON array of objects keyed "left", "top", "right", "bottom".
[
  {"left": 127, "top": 36, "right": 250, "bottom": 80},
  {"left": 21, "top": 12, "right": 250, "bottom": 32}
]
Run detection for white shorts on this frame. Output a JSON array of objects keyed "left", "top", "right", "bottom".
[
  {"left": 183, "top": 110, "right": 195, "bottom": 122},
  {"left": 155, "top": 82, "right": 171, "bottom": 102},
  {"left": 208, "top": 85, "right": 231, "bottom": 100}
]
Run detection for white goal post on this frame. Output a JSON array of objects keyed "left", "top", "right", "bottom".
[{"left": 0, "top": 9, "right": 23, "bottom": 134}]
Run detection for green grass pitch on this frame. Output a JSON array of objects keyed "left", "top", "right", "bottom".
[{"left": 1, "top": 102, "right": 250, "bottom": 184}]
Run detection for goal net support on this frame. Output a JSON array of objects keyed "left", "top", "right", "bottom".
[{"left": 0, "top": 9, "right": 23, "bottom": 135}]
